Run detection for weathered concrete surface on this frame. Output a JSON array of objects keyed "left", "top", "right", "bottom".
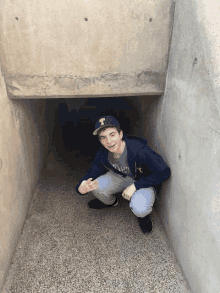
[
  {"left": 6, "top": 72, "right": 165, "bottom": 97},
  {"left": 2, "top": 148, "right": 192, "bottom": 293},
  {"left": 0, "top": 0, "right": 173, "bottom": 97},
  {"left": 138, "top": 1, "right": 220, "bottom": 292},
  {"left": 0, "top": 67, "right": 51, "bottom": 291}
]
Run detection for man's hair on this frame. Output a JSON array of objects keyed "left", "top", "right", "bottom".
[{"left": 97, "top": 126, "right": 122, "bottom": 139}]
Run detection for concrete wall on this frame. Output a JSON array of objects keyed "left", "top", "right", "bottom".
[
  {"left": 1, "top": 0, "right": 220, "bottom": 292},
  {"left": 0, "top": 0, "right": 173, "bottom": 97},
  {"left": 139, "top": 1, "right": 220, "bottom": 292},
  {"left": 0, "top": 68, "right": 50, "bottom": 291}
]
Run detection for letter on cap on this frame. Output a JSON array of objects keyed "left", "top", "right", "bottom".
[{"left": 99, "top": 118, "right": 105, "bottom": 125}]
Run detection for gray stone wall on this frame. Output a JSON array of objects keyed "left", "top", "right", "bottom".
[
  {"left": 0, "top": 68, "right": 50, "bottom": 291},
  {"left": 140, "top": 1, "right": 220, "bottom": 292}
]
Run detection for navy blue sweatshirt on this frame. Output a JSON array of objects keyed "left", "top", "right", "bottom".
[{"left": 75, "top": 134, "right": 171, "bottom": 194}]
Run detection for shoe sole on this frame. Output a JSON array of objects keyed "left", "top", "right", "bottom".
[{"left": 88, "top": 199, "right": 118, "bottom": 210}]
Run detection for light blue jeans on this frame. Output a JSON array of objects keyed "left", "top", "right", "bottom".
[{"left": 92, "top": 171, "right": 156, "bottom": 218}]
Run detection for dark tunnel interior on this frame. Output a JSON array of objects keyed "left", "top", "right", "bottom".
[{"left": 49, "top": 96, "right": 143, "bottom": 160}]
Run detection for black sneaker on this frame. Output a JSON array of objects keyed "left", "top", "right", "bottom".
[
  {"left": 88, "top": 198, "right": 118, "bottom": 209},
  {"left": 138, "top": 215, "right": 153, "bottom": 234}
]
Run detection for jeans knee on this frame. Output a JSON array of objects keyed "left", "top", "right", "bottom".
[
  {"left": 92, "top": 187, "right": 116, "bottom": 205},
  {"left": 129, "top": 189, "right": 155, "bottom": 218},
  {"left": 92, "top": 187, "right": 107, "bottom": 197},
  {"left": 129, "top": 204, "right": 152, "bottom": 218}
]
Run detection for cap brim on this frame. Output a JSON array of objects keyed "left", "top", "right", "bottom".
[{"left": 93, "top": 126, "right": 106, "bottom": 135}]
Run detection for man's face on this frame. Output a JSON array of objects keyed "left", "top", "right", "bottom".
[{"left": 99, "top": 127, "right": 123, "bottom": 153}]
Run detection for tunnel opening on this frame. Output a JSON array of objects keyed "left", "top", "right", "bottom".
[
  {"left": 47, "top": 96, "right": 159, "bottom": 166},
  {"left": 2, "top": 95, "right": 192, "bottom": 293},
  {"left": 42, "top": 95, "right": 162, "bottom": 180},
  {"left": 2, "top": 94, "right": 170, "bottom": 293}
]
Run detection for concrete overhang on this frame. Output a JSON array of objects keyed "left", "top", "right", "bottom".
[{"left": 0, "top": 0, "right": 173, "bottom": 98}]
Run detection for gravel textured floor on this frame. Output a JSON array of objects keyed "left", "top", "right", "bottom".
[{"left": 2, "top": 149, "right": 192, "bottom": 293}]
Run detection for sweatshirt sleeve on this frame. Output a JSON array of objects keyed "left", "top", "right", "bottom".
[
  {"left": 75, "top": 149, "right": 106, "bottom": 194},
  {"left": 134, "top": 146, "right": 171, "bottom": 190}
]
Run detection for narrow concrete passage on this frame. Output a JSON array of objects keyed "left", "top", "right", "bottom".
[{"left": 2, "top": 147, "right": 191, "bottom": 293}]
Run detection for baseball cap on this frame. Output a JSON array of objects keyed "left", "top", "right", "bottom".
[{"left": 93, "top": 116, "right": 120, "bottom": 135}]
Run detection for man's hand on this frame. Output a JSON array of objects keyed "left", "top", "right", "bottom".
[
  {"left": 78, "top": 178, "right": 99, "bottom": 194},
  {"left": 122, "top": 184, "right": 136, "bottom": 201}
]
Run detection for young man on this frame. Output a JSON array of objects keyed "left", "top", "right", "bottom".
[{"left": 75, "top": 116, "right": 171, "bottom": 234}]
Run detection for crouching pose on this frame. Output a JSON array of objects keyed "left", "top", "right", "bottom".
[{"left": 75, "top": 116, "right": 171, "bottom": 234}]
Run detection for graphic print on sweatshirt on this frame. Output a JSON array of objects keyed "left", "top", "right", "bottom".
[{"left": 108, "top": 143, "right": 133, "bottom": 177}]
